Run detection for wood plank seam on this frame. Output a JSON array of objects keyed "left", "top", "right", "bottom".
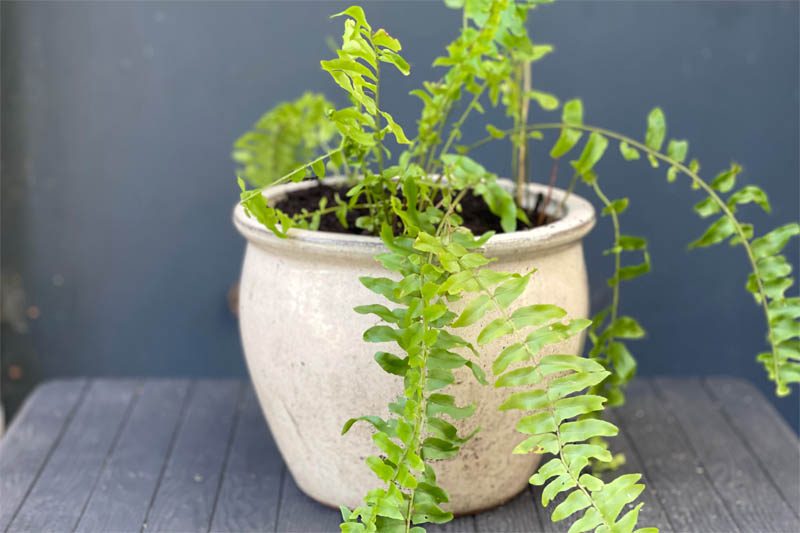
[
  {"left": 528, "top": 470, "right": 560, "bottom": 532},
  {"left": 208, "top": 385, "right": 284, "bottom": 533},
  {"left": 606, "top": 409, "right": 677, "bottom": 531},
  {"left": 471, "top": 483, "right": 541, "bottom": 532},
  {"left": 651, "top": 380, "right": 745, "bottom": 532},
  {"left": 8, "top": 380, "right": 141, "bottom": 532},
  {"left": 656, "top": 377, "right": 798, "bottom": 531},
  {"left": 3, "top": 378, "right": 795, "bottom": 532},
  {"left": 73, "top": 380, "right": 192, "bottom": 533},
  {"left": 2, "top": 379, "right": 91, "bottom": 533},
  {"left": 529, "top": 485, "right": 546, "bottom": 531},
  {"left": 274, "top": 464, "right": 288, "bottom": 533},
  {"left": 704, "top": 377, "right": 800, "bottom": 520},
  {"left": 451, "top": 513, "right": 476, "bottom": 532},
  {"left": 142, "top": 380, "right": 243, "bottom": 531},
  {"left": 207, "top": 382, "right": 247, "bottom": 533},
  {"left": 71, "top": 380, "right": 144, "bottom": 532},
  {"left": 0, "top": 381, "right": 88, "bottom": 531},
  {"left": 139, "top": 380, "right": 196, "bottom": 533},
  {"left": 701, "top": 378, "right": 800, "bottom": 522}
]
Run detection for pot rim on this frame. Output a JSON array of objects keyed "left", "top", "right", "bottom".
[{"left": 233, "top": 177, "right": 595, "bottom": 257}]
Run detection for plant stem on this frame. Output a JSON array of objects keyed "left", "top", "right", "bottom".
[
  {"left": 397, "top": 255, "right": 436, "bottom": 533},
  {"left": 515, "top": 61, "right": 531, "bottom": 207},
  {"left": 374, "top": 60, "right": 385, "bottom": 175},
  {"left": 400, "top": 190, "right": 475, "bottom": 531},
  {"left": 289, "top": 203, "right": 371, "bottom": 221},
  {"left": 424, "top": 102, "right": 455, "bottom": 176},
  {"left": 437, "top": 84, "right": 488, "bottom": 164},
  {"left": 435, "top": 189, "right": 469, "bottom": 237},
  {"left": 259, "top": 146, "right": 344, "bottom": 190},
  {"left": 591, "top": 180, "right": 621, "bottom": 327},
  {"left": 558, "top": 172, "right": 579, "bottom": 216},
  {"left": 540, "top": 159, "right": 559, "bottom": 224}
]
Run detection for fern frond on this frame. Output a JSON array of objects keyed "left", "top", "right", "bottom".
[
  {"left": 467, "top": 103, "right": 800, "bottom": 398},
  {"left": 233, "top": 92, "right": 338, "bottom": 187},
  {"left": 341, "top": 226, "right": 493, "bottom": 532},
  {"left": 421, "top": 229, "right": 652, "bottom": 532},
  {"left": 560, "top": 109, "right": 800, "bottom": 398}
]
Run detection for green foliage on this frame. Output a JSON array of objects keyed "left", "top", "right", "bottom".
[
  {"left": 458, "top": 261, "right": 652, "bottom": 532},
  {"left": 642, "top": 117, "right": 798, "bottom": 397},
  {"left": 539, "top": 106, "right": 653, "bottom": 463},
  {"left": 323, "top": 6, "right": 410, "bottom": 147},
  {"left": 340, "top": 217, "right": 498, "bottom": 531},
  {"left": 233, "top": 1, "right": 799, "bottom": 532},
  {"left": 587, "top": 178, "right": 649, "bottom": 409},
  {"left": 531, "top": 104, "right": 799, "bottom": 399},
  {"left": 551, "top": 99, "right": 584, "bottom": 158},
  {"left": 233, "top": 93, "right": 338, "bottom": 187}
]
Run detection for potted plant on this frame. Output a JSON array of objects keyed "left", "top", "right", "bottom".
[{"left": 232, "top": 1, "right": 799, "bottom": 531}]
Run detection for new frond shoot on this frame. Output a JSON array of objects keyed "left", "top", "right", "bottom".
[{"left": 233, "top": 1, "right": 799, "bottom": 532}]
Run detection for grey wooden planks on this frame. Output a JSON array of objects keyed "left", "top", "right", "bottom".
[
  {"left": 1, "top": 377, "right": 798, "bottom": 533},
  {"left": 210, "top": 386, "right": 284, "bottom": 533},
  {"left": 0, "top": 379, "right": 88, "bottom": 531},
  {"left": 7, "top": 379, "right": 139, "bottom": 532},
  {"left": 143, "top": 380, "right": 243, "bottom": 533},
  {"left": 428, "top": 514, "right": 476, "bottom": 533},
  {"left": 275, "top": 469, "right": 341, "bottom": 533},
  {"left": 604, "top": 408, "right": 673, "bottom": 531},
  {"left": 74, "top": 380, "right": 191, "bottom": 533},
  {"left": 473, "top": 487, "right": 541, "bottom": 533},
  {"left": 654, "top": 377, "right": 799, "bottom": 532},
  {"left": 705, "top": 377, "right": 800, "bottom": 518},
  {"left": 613, "top": 380, "right": 740, "bottom": 532}
]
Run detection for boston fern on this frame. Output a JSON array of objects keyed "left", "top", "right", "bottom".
[{"left": 234, "top": 1, "right": 799, "bottom": 531}]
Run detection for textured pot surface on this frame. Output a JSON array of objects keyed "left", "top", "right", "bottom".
[{"left": 233, "top": 179, "right": 595, "bottom": 514}]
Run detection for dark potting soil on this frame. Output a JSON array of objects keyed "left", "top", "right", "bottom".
[{"left": 274, "top": 183, "right": 554, "bottom": 236}]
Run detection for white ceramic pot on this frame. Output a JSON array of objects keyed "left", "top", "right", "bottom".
[{"left": 233, "top": 178, "right": 595, "bottom": 515}]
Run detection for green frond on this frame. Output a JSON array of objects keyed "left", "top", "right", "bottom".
[{"left": 233, "top": 92, "right": 338, "bottom": 187}]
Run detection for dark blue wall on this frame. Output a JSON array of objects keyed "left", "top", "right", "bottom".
[{"left": 2, "top": 1, "right": 798, "bottom": 427}]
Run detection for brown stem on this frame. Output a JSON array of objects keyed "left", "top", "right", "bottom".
[
  {"left": 515, "top": 61, "right": 531, "bottom": 207},
  {"left": 539, "top": 159, "right": 559, "bottom": 224}
]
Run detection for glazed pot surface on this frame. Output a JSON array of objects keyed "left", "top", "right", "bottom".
[{"left": 233, "top": 179, "right": 595, "bottom": 514}]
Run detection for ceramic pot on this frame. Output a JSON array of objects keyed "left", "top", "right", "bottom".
[{"left": 233, "top": 178, "right": 595, "bottom": 514}]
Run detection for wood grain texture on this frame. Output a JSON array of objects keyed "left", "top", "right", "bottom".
[
  {"left": 74, "top": 380, "right": 191, "bottom": 533},
  {"left": 429, "top": 514, "right": 476, "bottom": 533},
  {"left": 7, "top": 380, "right": 139, "bottom": 532},
  {"left": 613, "top": 380, "right": 740, "bottom": 532},
  {"left": 605, "top": 408, "right": 673, "bottom": 531},
  {"left": 0, "top": 379, "right": 88, "bottom": 531},
  {"left": 210, "top": 386, "right": 284, "bottom": 533},
  {"left": 654, "top": 377, "right": 799, "bottom": 533},
  {"left": 705, "top": 377, "right": 800, "bottom": 518},
  {"left": 275, "top": 470, "right": 341, "bottom": 533},
  {"left": 2, "top": 377, "right": 798, "bottom": 533},
  {"left": 473, "top": 487, "right": 541, "bottom": 533},
  {"left": 143, "top": 380, "right": 242, "bottom": 533}
]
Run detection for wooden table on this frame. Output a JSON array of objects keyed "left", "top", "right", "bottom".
[{"left": 0, "top": 378, "right": 797, "bottom": 533}]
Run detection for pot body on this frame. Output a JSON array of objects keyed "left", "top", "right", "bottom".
[{"left": 233, "top": 179, "right": 595, "bottom": 515}]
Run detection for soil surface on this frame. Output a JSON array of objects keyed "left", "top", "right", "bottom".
[{"left": 274, "top": 183, "right": 553, "bottom": 236}]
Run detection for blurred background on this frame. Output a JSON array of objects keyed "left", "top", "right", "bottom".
[{"left": 1, "top": 0, "right": 798, "bottom": 429}]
